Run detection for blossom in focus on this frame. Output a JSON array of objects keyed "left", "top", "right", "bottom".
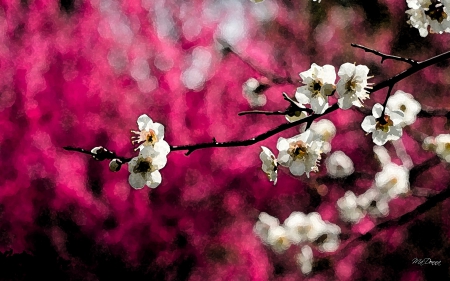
[
  {"left": 277, "top": 130, "right": 324, "bottom": 177},
  {"left": 242, "top": 78, "right": 267, "bottom": 108},
  {"left": 361, "top": 103, "right": 404, "bottom": 146},
  {"left": 337, "top": 191, "right": 364, "bottom": 223},
  {"left": 375, "top": 162, "right": 410, "bottom": 199},
  {"left": 406, "top": 0, "right": 450, "bottom": 37},
  {"left": 285, "top": 93, "right": 309, "bottom": 123},
  {"left": 128, "top": 146, "right": 168, "bottom": 189},
  {"left": 296, "top": 63, "right": 336, "bottom": 114},
  {"left": 336, "top": 63, "right": 372, "bottom": 109},
  {"left": 325, "top": 150, "right": 354, "bottom": 178},
  {"left": 260, "top": 146, "right": 278, "bottom": 185},
  {"left": 386, "top": 90, "right": 421, "bottom": 126},
  {"left": 131, "top": 114, "right": 170, "bottom": 153},
  {"left": 296, "top": 245, "right": 314, "bottom": 275}
]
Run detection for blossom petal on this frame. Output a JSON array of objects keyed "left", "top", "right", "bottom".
[
  {"left": 137, "top": 114, "right": 152, "bottom": 131},
  {"left": 129, "top": 173, "right": 146, "bottom": 189},
  {"left": 361, "top": 116, "right": 376, "bottom": 133}
]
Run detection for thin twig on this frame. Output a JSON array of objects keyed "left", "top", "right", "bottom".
[
  {"left": 63, "top": 146, "right": 133, "bottom": 163},
  {"left": 351, "top": 43, "right": 418, "bottom": 65},
  {"left": 238, "top": 110, "right": 287, "bottom": 116}
]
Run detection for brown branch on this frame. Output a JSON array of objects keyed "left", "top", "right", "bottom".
[
  {"left": 63, "top": 146, "right": 133, "bottom": 163},
  {"left": 238, "top": 110, "right": 287, "bottom": 116},
  {"left": 351, "top": 43, "right": 418, "bottom": 65}
]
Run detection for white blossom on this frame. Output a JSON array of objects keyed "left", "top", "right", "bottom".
[
  {"left": 242, "top": 78, "right": 267, "bottom": 108},
  {"left": 358, "top": 188, "right": 390, "bottom": 218},
  {"left": 277, "top": 130, "right": 324, "bottom": 177},
  {"left": 435, "top": 134, "right": 450, "bottom": 162},
  {"left": 361, "top": 103, "right": 404, "bottom": 146},
  {"left": 337, "top": 191, "right": 364, "bottom": 223},
  {"left": 284, "top": 212, "right": 310, "bottom": 244},
  {"left": 128, "top": 146, "right": 168, "bottom": 189},
  {"left": 315, "top": 223, "right": 340, "bottom": 253},
  {"left": 254, "top": 212, "right": 280, "bottom": 244},
  {"left": 326, "top": 151, "right": 354, "bottom": 178},
  {"left": 406, "top": 0, "right": 450, "bottom": 37},
  {"left": 386, "top": 90, "right": 421, "bottom": 126},
  {"left": 131, "top": 114, "right": 170, "bottom": 154},
  {"left": 267, "top": 225, "right": 291, "bottom": 253},
  {"left": 375, "top": 163, "right": 410, "bottom": 199},
  {"left": 336, "top": 63, "right": 372, "bottom": 109},
  {"left": 260, "top": 146, "right": 278, "bottom": 185},
  {"left": 296, "top": 245, "right": 314, "bottom": 275},
  {"left": 296, "top": 63, "right": 336, "bottom": 114}
]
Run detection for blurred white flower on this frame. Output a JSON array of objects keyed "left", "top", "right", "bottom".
[
  {"left": 358, "top": 188, "right": 390, "bottom": 218},
  {"left": 336, "top": 63, "right": 372, "bottom": 109},
  {"left": 277, "top": 130, "right": 324, "bottom": 177},
  {"left": 309, "top": 119, "right": 336, "bottom": 143},
  {"left": 267, "top": 225, "right": 291, "bottom": 253},
  {"left": 131, "top": 114, "right": 170, "bottom": 154},
  {"left": 375, "top": 163, "right": 410, "bottom": 199},
  {"left": 373, "top": 145, "right": 392, "bottom": 166},
  {"left": 296, "top": 245, "right": 314, "bottom": 275},
  {"left": 128, "top": 146, "right": 168, "bottom": 189},
  {"left": 254, "top": 212, "right": 280, "bottom": 244},
  {"left": 284, "top": 212, "right": 310, "bottom": 244},
  {"left": 260, "top": 146, "right": 278, "bottom": 185},
  {"left": 337, "top": 191, "right": 364, "bottom": 223},
  {"left": 296, "top": 63, "right": 336, "bottom": 114},
  {"left": 386, "top": 90, "right": 421, "bottom": 126},
  {"left": 242, "top": 78, "right": 267, "bottom": 108},
  {"left": 326, "top": 151, "right": 354, "bottom": 178},
  {"left": 406, "top": 0, "right": 450, "bottom": 37},
  {"left": 361, "top": 103, "right": 404, "bottom": 146},
  {"left": 314, "top": 223, "right": 341, "bottom": 253},
  {"left": 435, "top": 134, "right": 450, "bottom": 162}
]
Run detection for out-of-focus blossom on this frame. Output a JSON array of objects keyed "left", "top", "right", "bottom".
[
  {"left": 267, "top": 225, "right": 291, "bottom": 253},
  {"left": 296, "top": 245, "right": 314, "bottom": 275},
  {"left": 337, "top": 191, "right": 364, "bottom": 223},
  {"left": 361, "top": 103, "right": 404, "bottom": 146},
  {"left": 375, "top": 162, "right": 410, "bottom": 199},
  {"left": 277, "top": 130, "right": 324, "bottom": 177},
  {"left": 128, "top": 146, "right": 168, "bottom": 189},
  {"left": 386, "top": 90, "right": 421, "bottom": 126},
  {"left": 435, "top": 134, "right": 450, "bottom": 162},
  {"left": 250, "top": 0, "right": 265, "bottom": 3},
  {"left": 336, "top": 63, "right": 372, "bottom": 109},
  {"left": 373, "top": 145, "right": 392, "bottom": 166},
  {"left": 314, "top": 223, "right": 340, "bottom": 253},
  {"left": 358, "top": 188, "right": 390, "bottom": 217},
  {"left": 131, "top": 114, "right": 170, "bottom": 154},
  {"left": 254, "top": 212, "right": 280, "bottom": 244},
  {"left": 296, "top": 63, "right": 336, "bottom": 114},
  {"left": 242, "top": 78, "right": 267, "bottom": 108},
  {"left": 308, "top": 119, "right": 336, "bottom": 153},
  {"left": 406, "top": 0, "right": 450, "bottom": 37},
  {"left": 325, "top": 150, "right": 354, "bottom": 178},
  {"left": 260, "top": 146, "right": 278, "bottom": 185},
  {"left": 284, "top": 212, "right": 310, "bottom": 244}
]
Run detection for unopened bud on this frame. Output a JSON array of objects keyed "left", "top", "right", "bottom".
[
  {"left": 109, "top": 159, "right": 122, "bottom": 172},
  {"left": 91, "top": 146, "right": 109, "bottom": 161}
]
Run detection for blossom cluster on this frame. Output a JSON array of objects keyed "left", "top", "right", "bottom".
[
  {"left": 337, "top": 146, "right": 410, "bottom": 223},
  {"left": 128, "top": 114, "right": 171, "bottom": 189},
  {"left": 287, "top": 63, "right": 372, "bottom": 118},
  {"left": 254, "top": 211, "right": 340, "bottom": 275},
  {"left": 406, "top": 0, "right": 450, "bottom": 37}
]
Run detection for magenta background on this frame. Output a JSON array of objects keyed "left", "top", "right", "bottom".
[{"left": 0, "top": 0, "right": 449, "bottom": 280}]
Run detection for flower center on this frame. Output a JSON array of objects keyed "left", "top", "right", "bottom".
[
  {"left": 400, "top": 104, "right": 406, "bottom": 112},
  {"left": 288, "top": 140, "right": 308, "bottom": 160},
  {"left": 445, "top": 142, "right": 450, "bottom": 151},
  {"left": 375, "top": 115, "right": 393, "bottom": 132},
  {"left": 133, "top": 157, "right": 155, "bottom": 174},
  {"left": 311, "top": 81, "right": 323, "bottom": 97},
  {"left": 426, "top": 1, "right": 448, "bottom": 23},
  {"left": 144, "top": 129, "right": 158, "bottom": 145},
  {"left": 346, "top": 78, "right": 357, "bottom": 92}
]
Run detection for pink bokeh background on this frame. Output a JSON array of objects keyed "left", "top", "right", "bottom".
[{"left": 0, "top": 0, "right": 449, "bottom": 280}]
